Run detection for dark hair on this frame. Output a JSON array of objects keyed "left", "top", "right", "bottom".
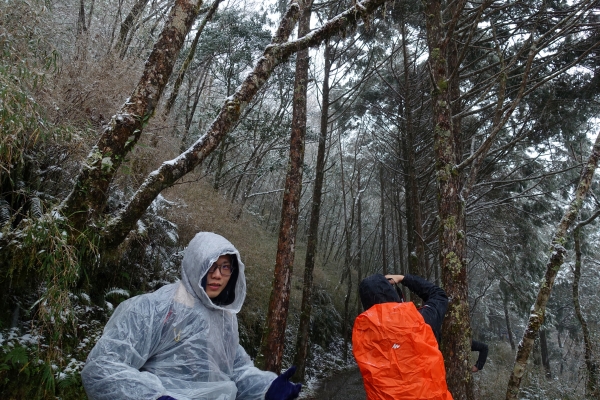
[{"left": 201, "top": 255, "right": 239, "bottom": 306}]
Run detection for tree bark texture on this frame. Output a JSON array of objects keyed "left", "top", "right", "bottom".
[
  {"left": 259, "top": 0, "right": 313, "bottom": 374},
  {"left": 423, "top": 0, "right": 474, "bottom": 398},
  {"left": 60, "top": 0, "right": 204, "bottom": 233},
  {"left": 505, "top": 130, "right": 600, "bottom": 400},
  {"left": 102, "top": 0, "right": 390, "bottom": 249},
  {"left": 293, "top": 37, "right": 328, "bottom": 382}
]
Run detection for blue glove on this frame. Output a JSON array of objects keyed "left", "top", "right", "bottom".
[
  {"left": 157, "top": 396, "right": 177, "bottom": 400},
  {"left": 265, "top": 366, "right": 302, "bottom": 400}
]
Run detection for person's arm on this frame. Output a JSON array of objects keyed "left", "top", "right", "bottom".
[
  {"left": 231, "top": 344, "right": 278, "bottom": 400},
  {"left": 471, "top": 340, "right": 489, "bottom": 371},
  {"left": 386, "top": 274, "right": 448, "bottom": 343},
  {"left": 81, "top": 296, "right": 169, "bottom": 400}
]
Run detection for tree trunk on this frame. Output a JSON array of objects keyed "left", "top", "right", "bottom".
[
  {"left": 539, "top": 329, "right": 552, "bottom": 379},
  {"left": 213, "top": 140, "right": 229, "bottom": 190},
  {"left": 87, "top": 0, "right": 95, "bottom": 30},
  {"left": 109, "top": 0, "right": 124, "bottom": 49},
  {"left": 506, "top": 130, "right": 600, "bottom": 400},
  {"left": 339, "top": 129, "right": 356, "bottom": 364},
  {"left": 401, "top": 123, "right": 417, "bottom": 275},
  {"left": 394, "top": 186, "right": 405, "bottom": 276},
  {"left": 394, "top": 187, "right": 410, "bottom": 300},
  {"left": 402, "top": 95, "right": 425, "bottom": 278},
  {"left": 77, "top": 0, "right": 87, "bottom": 34},
  {"left": 573, "top": 216, "right": 600, "bottom": 398},
  {"left": 342, "top": 237, "right": 353, "bottom": 363},
  {"left": 181, "top": 66, "right": 210, "bottom": 151},
  {"left": 293, "top": 37, "right": 328, "bottom": 381},
  {"left": 390, "top": 204, "right": 397, "bottom": 271},
  {"left": 355, "top": 170, "right": 363, "bottom": 300},
  {"left": 234, "top": 148, "right": 272, "bottom": 219},
  {"left": 257, "top": 0, "right": 312, "bottom": 374},
  {"left": 423, "top": 0, "right": 474, "bottom": 398},
  {"left": 379, "top": 165, "right": 388, "bottom": 275},
  {"left": 399, "top": 16, "right": 427, "bottom": 278},
  {"left": 503, "top": 294, "right": 516, "bottom": 351}
]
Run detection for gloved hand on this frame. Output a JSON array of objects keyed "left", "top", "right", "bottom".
[
  {"left": 265, "top": 366, "right": 302, "bottom": 400},
  {"left": 157, "top": 396, "right": 177, "bottom": 400}
]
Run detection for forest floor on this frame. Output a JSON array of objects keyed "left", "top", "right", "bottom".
[{"left": 301, "top": 367, "right": 366, "bottom": 400}]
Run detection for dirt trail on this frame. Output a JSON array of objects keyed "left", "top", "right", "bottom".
[{"left": 302, "top": 367, "right": 366, "bottom": 400}]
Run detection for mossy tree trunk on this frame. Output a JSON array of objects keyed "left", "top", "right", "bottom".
[
  {"left": 423, "top": 0, "right": 474, "bottom": 398},
  {"left": 505, "top": 131, "right": 600, "bottom": 400}
]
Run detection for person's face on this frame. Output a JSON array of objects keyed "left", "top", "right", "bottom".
[{"left": 205, "top": 255, "right": 233, "bottom": 298}]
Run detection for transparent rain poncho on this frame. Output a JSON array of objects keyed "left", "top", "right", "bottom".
[{"left": 81, "top": 232, "right": 277, "bottom": 400}]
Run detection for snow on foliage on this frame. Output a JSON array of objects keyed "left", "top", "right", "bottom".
[{"left": 104, "top": 288, "right": 131, "bottom": 299}]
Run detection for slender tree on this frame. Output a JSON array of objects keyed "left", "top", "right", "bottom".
[
  {"left": 257, "top": 0, "right": 314, "bottom": 373},
  {"left": 379, "top": 164, "right": 388, "bottom": 274},
  {"left": 293, "top": 39, "right": 331, "bottom": 381}
]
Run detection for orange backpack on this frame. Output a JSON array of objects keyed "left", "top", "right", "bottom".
[{"left": 352, "top": 302, "right": 454, "bottom": 400}]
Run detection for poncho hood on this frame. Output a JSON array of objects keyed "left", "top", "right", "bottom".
[
  {"left": 81, "top": 232, "right": 277, "bottom": 400},
  {"left": 181, "top": 232, "right": 246, "bottom": 313},
  {"left": 359, "top": 274, "right": 401, "bottom": 311}
]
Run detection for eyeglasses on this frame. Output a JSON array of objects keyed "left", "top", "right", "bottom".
[{"left": 207, "top": 263, "right": 234, "bottom": 276}]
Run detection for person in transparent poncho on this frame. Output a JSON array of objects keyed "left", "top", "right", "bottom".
[{"left": 81, "top": 232, "right": 301, "bottom": 400}]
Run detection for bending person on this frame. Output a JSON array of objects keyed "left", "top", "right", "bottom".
[
  {"left": 352, "top": 274, "right": 453, "bottom": 400},
  {"left": 81, "top": 232, "right": 301, "bottom": 400}
]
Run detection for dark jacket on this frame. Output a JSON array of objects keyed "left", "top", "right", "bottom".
[
  {"left": 358, "top": 274, "right": 449, "bottom": 344},
  {"left": 471, "top": 340, "right": 489, "bottom": 370}
]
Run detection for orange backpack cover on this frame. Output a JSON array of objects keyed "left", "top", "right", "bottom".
[{"left": 352, "top": 302, "right": 454, "bottom": 400}]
